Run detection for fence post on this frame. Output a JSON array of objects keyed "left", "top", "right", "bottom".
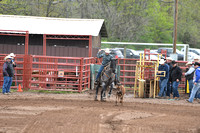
[
  {"left": 78, "top": 58, "right": 84, "bottom": 92},
  {"left": 88, "top": 58, "right": 91, "bottom": 89},
  {"left": 23, "top": 54, "right": 32, "bottom": 90}
]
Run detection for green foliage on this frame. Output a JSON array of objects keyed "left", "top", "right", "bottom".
[{"left": 0, "top": 0, "right": 199, "bottom": 47}]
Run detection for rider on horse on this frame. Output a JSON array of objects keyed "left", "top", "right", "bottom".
[{"left": 95, "top": 48, "right": 117, "bottom": 84}]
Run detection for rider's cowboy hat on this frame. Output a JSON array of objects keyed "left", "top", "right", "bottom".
[
  {"left": 9, "top": 53, "right": 16, "bottom": 58},
  {"left": 104, "top": 48, "right": 110, "bottom": 54}
]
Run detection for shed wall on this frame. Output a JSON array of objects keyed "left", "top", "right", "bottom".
[
  {"left": 92, "top": 35, "right": 101, "bottom": 57},
  {"left": 0, "top": 35, "right": 93, "bottom": 57}
]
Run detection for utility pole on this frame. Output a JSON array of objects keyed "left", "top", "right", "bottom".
[{"left": 173, "top": 0, "right": 178, "bottom": 54}]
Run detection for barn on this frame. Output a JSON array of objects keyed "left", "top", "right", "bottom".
[{"left": 0, "top": 15, "right": 107, "bottom": 57}]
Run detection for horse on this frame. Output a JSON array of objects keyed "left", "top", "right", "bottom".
[{"left": 95, "top": 59, "right": 117, "bottom": 102}]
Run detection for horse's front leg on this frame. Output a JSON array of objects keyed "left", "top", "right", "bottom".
[
  {"left": 95, "top": 83, "right": 100, "bottom": 101},
  {"left": 101, "top": 82, "right": 107, "bottom": 101},
  {"left": 108, "top": 82, "right": 114, "bottom": 98}
]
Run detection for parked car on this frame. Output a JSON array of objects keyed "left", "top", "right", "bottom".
[
  {"left": 187, "top": 52, "right": 200, "bottom": 61},
  {"left": 181, "top": 48, "right": 200, "bottom": 56},
  {"left": 99, "top": 49, "right": 124, "bottom": 58},
  {"left": 157, "top": 48, "right": 183, "bottom": 60},
  {"left": 112, "top": 48, "right": 140, "bottom": 59},
  {"left": 134, "top": 50, "right": 162, "bottom": 60}
]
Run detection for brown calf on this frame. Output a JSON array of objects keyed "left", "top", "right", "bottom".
[{"left": 115, "top": 84, "right": 126, "bottom": 105}]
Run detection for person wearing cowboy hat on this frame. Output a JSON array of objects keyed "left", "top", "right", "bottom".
[
  {"left": 156, "top": 59, "right": 169, "bottom": 98},
  {"left": 185, "top": 62, "right": 195, "bottom": 96},
  {"left": 186, "top": 62, "right": 200, "bottom": 103},
  {"left": 166, "top": 57, "right": 173, "bottom": 98},
  {"left": 193, "top": 56, "right": 200, "bottom": 63},
  {"left": 95, "top": 48, "right": 114, "bottom": 83},
  {"left": 170, "top": 60, "right": 182, "bottom": 100},
  {"left": 2, "top": 55, "right": 15, "bottom": 95}
]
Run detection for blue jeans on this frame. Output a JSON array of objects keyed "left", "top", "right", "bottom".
[
  {"left": 7, "top": 77, "right": 12, "bottom": 93},
  {"left": 96, "top": 65, "right": 117, "bottom": 81},
  {"left": 166, "top": 81, "right": 171, "bottom": 97},
  {"left": 188, "top": 79, "right": 194, "bottom": 96},
  {"left": 188, "top": 83, "right": 200, "bottom": 102},
  {"left": 195, "top": 89, "right": 200, "bottom": 99},
  {"left": 2, "top": 76, "right": 12, "bottom": 94},
  {"left": 172, "top": 81, "right": 180, "bottom": 98},
  {"left": 96, "top": 65, "right": 105, "bottom": 80},
  {"left": 158, "top": 78, "right": 168, "bottom": 97}
]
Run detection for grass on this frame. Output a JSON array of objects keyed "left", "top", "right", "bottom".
[
  {"left": 0, "top": 88, "right": 79, "bottom": 94},
  {"left": 27, "top": 89, "right": 78, "bottom": 94}
]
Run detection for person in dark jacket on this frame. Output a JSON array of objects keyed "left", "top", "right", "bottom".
[
  {"left": 8, "top": 53, "right": 16, "bottom": 93},
  {"left": 2, "top": 55, "right": 15, "bottom": 94},
  {"left": 185, "top": 62, "right": 195, "bottom": 96},
  {"left": 95, "top": 48, "right": 113, "bottom": 83},
  {"left": 157, "top": 59, "right": 169, "bottom": 98},
  {"left": 170, "top": 60, "right": 182, "bottom": 100},
  {"left": 166, "top": 57, "right": 173, "bottom": 98}
]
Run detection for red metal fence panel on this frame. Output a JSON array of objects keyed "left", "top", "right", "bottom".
[
  {"left": 0, "top": 54, "right": 188, "bottom": 93},
  {"left": 0, "top": 54, "right": 92, "bottom": 92},
  {"left": 29, "top": 55, "right": 92, "bottom": 92}
]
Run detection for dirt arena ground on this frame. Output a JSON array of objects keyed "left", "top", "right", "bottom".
[{"left": 0, "top": 91, "right": 200, "bottom": 133}]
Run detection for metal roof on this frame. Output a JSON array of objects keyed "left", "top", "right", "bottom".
[{"left": 0, "top": 15, "right": 107, "bottom": 37}]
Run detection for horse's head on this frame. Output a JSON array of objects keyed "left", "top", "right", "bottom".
[{"left": 110, "top": 59, "right": 117, "bottom": 73}]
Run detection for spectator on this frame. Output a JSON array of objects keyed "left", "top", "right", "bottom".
[
  {"left": 185, "top": 62, "right": 195, "bottom": 96},
  {"left": 193, "top": 56, "right": 200, "bottom": 99},
  {"left": 193, "top": 56, "right": 200, "bottom": 63},
  {"left": 9, "top": 53, "right": 16, "bottom": 92},
  {"left": 2, "top": 55, "right": 15, "bottom": 95},
  {"left": 166, "top": 57, "right": 173, "bottom": 98},
  {"left": 170, "top": 60, "right": 182, "bottom": 100},
  {"left": 186, "top": 62, "right": 200, "bottom": 103},
  {"left": 157, "top": 59, "right": 169, "bottom": 98}
]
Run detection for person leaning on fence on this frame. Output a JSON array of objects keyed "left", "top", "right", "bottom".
[
  {"left": 170, "top": 60, "right": 182, "bottom": 100},
  {"left": 2, "top": 55, "right": 15, "bottom": 95},
  {"left": 156, "top": 59, "right": 169, "bottom": 98},
  {"left": 166, "top": 57, "right": 173, "bottom": 98},
  {"left": 186, "top": 62, "right": 200, "bottom": 103},
  {"left": 185, "top": 62, "right": 195, "bottom": 96}
]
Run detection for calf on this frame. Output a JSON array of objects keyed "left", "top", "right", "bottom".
[{"left": 115, "top": 83, "right": 126, "bottom": 105}]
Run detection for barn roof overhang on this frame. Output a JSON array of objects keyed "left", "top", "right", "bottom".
[{"left": 0, "top": 15, "right": 108, "bottom": 37}]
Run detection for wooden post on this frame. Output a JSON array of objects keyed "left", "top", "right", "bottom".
[
  {"left": 124, "top": 46, "right": 126, "bottom": 58},
  {"left": 88, "top": 35, "right": 92, "bottom": 57},
  {"left": 173, "top": 0, "right": 178, "bottom": 54},
  {"left": 25, "top": 31, "right": 29, "bottom": 55},
  {"left": 43, "top": 34, "right": 46, "bottom": 56},
  {"left": 139, "top": 80, "right": 145, "bottom": 98}
]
